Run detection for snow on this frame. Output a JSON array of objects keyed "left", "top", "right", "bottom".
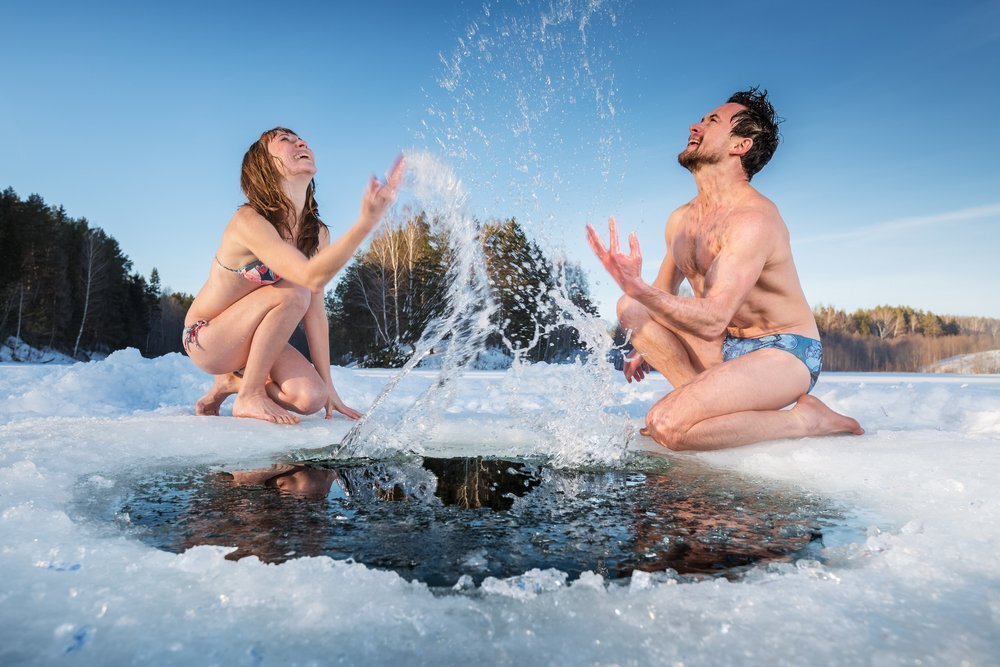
[
  {"left": 1, "top": 350, "right": 999, "bottom": 664},
  {"left": 925, "top": 348, "right": 1000, "bottom": 374},
  {"left": 1, "top": 336, "right": 79, "bottom": 365}
]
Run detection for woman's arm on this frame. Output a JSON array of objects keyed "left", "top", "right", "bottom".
[
  {"left": 302, "top": 225, "right": 362, "bottom": 419},
  {"left": 302, "top": 287, "right": 363, "bottom": 419},
  {"left": 236, "top": 157, "right": 404, "bottom": 292}
]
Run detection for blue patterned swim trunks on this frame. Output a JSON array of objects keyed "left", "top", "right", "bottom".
[{"left": 722, "top": 333, "right": 823, "bottom": 393}]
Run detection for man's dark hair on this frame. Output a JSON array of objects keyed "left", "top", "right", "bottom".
[{"left": 727, "top": 87, "right": 782, "bottom": 180}]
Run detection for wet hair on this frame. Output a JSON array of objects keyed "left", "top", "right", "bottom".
[
  {"left": 240, "top": 127, "right": 327, "bottom": 257},
  {"left": 726, "top": 87, "right": 782, "bottom": 180}
]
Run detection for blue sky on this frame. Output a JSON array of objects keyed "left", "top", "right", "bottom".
[{"left": 3, "top": 0, "right": 998, "bottom": 319}]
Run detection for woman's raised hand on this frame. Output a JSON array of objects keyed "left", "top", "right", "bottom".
[{"left": 361, "top": 155, "right": 405, "bottom": 226}]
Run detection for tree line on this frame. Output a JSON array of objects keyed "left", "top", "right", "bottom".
[
  {"left": 325, "top": 212, "right": 598, "bottom": 366},
  {"left": 1, "top": 188, "right": 598, "bottom": 366},
  {"left": 3, "top": 186, "right": 997, "bottom": 373},
  {"left": 0, "top": 188, "right": 189, "bottom": 359},
  {"left": 814, "top": 304, "right": 1000, "bottom": 372}
]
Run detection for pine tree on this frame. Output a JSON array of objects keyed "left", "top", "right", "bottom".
[{"left": 480, "top": 218, "right": 554, "bottom": 357}]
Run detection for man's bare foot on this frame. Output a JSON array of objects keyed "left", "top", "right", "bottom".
[
  {"left": 640, "top": 426, "right": 651, "bottom": 437},
  {"left": 195, "top": 373, "right": 242, "bottom": 416},
  {"left": 792, "top": 395, "right": 865, "bottom": 436},
  {"left": 233, "top": 391, "right": 300, "bottom": 425}
]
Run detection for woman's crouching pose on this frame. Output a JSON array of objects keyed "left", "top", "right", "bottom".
[{"left": 183, "top": 127, "right": 403, "bottom": 424}]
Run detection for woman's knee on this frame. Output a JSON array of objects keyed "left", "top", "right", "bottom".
[
  {"left": 281, "top": 378, "right": 327, "bottom": 415},
  {"left": 273, "top": 284, "right": 312, "bottom": 315}
]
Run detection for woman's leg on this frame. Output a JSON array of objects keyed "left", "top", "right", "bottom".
[
  {"left": 194, "top": 372, "right": 242, "bottom": 416},
  {"left": 265, "top": 344, "right": 329, "bottom": 415},
  {"left": 185, "top": 282, "right": 311, "bottom": 424},
  {"left": 194, "top": 345, "right": 330, "bottom": 417}
]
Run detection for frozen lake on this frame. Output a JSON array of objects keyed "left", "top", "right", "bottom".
[{"left": 2, "top": 351, "right": 999, "bottom": 664}]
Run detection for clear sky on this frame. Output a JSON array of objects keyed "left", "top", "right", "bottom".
[{"left": 3, "top": 0, "right": 998, "bottom": 320}]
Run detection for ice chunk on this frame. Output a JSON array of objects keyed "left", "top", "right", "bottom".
[{"left": 480, "top": 568, "right": 568, "bottom": 599}]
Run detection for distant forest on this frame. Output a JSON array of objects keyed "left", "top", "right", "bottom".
[
  {"left": 0, "top": 189, "right": 598, "bottom": 365},
  {"left": 0, "top": 188, "right": 190, "bottom": 358},
  {"left": 2, "top": 187, "right": 998, "bottom": 372},
  {"left": 814, "top": 305, "right": 1000, "bottom": 372}
]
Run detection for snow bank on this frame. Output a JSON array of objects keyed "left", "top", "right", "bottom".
[
  {"left": 1, "top": 336, "right": 77, "bottom": 364},
  {"left": 925, "top": 349, "right": 1000, "bottom": 374},
  {"left": 1, "top": 353, "right": 999, "bottom": 664}
]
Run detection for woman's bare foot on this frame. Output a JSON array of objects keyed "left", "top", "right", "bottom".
[
  {"left": 195, "top": 373, "right": 242, "bottom": 416},
  {"left": 233, "top": 391, "right": 300, "bottom": 425},
  {"left": 792, "top": 395, "right": 865, "bottom": 436}
]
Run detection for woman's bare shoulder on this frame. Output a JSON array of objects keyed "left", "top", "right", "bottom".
[
  {"left": 226, "top": 206, "right": 278, "bottom": 243},
  {"left": 229, "top": 205, "right": 269, "bottom": 229}
]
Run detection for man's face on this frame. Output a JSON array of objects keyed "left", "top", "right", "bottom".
[{"left": 677, "top": 102, "right": 745, "bottom": 172}]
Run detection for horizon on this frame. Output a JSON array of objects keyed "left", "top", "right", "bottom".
[{"left": 2, "top": 0, "right": 998, "bottom": 319}]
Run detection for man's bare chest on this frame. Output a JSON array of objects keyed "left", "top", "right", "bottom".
[{"left": 670, "top": 219, "right": 725, "bottom": 278}]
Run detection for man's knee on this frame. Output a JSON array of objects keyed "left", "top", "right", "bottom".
[
  {"left": 617, "top": 295, "right": 650, "bottom": 331},
  {"left": 645, "top": 406, "right": 691, "bottom": 451}
]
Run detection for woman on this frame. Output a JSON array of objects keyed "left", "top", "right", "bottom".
[{"left": 183, "top": 127, "right": 403, "bottom": 424}]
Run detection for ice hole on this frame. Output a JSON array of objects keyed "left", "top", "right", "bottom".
[{"left": 74, "top": 454, "right": 869, "bottom": 588}]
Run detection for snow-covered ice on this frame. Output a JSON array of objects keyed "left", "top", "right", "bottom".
[{"left": 2, "top": 349, "right": 999, "bottom": 665}]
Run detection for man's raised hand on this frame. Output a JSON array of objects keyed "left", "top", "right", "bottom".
[{"left": 586, "top": 217, "right": 645, "bottom": 296}]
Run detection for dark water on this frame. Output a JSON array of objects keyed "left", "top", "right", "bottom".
[{"left": 78, "top": 454, "right": 859, "bottom": 588}]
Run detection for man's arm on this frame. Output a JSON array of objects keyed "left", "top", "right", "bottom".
[
  {"left": 588, "top": 214, "right": 774, "bottom": 341},
  {"left": 650, "top": 213, "right": 685, "bottom": 295},
  {"left": 619, "top": 218, "right": 683, "bottom": 383}
]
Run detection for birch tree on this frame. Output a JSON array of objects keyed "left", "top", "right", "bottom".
[{"left": 73, "top": 228, "right": 108, "bottom": 358}]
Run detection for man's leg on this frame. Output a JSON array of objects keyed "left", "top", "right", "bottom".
[
  {"left": 617, "top": 295, "right": 722, "bottom": 388},
  {"left": 645, "top": 348, "right": 863, "bottom": 451}
]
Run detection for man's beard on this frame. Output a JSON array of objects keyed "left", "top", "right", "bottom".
[{"left": 677, "top": 148, "right": 721, "bottom": 173}]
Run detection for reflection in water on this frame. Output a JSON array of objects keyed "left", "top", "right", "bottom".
[{"left": 107, "top": 456, "right": 851, "bottom": 587}]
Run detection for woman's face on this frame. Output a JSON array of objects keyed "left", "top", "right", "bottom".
[{"left": 267, "top": 130, "right": 316, "bottom": 179}]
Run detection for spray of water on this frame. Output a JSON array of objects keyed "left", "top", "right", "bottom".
[
  {"left": 336, "top": 152, "right": 497, "bottom": 459},
  {"left": 423, "top": 0, "right": 625, "bottom": 213},
  {"left": 499, "top": 257, "right": 633, "bottom": 466},
  {"left": 337, "top": 0, "right": 634, "bottom": 466}
]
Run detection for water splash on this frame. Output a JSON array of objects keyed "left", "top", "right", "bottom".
[
  {"left": 337, "top": 152, "right": 497, "bottom": 458},
  {"left": 429, "top": 0, "right": 633, "bottom": 465},
  {"left": 421, "top": 0, "right": 625, "bottom": 215},
  {"left": 338, "top": 0, "right": 632, "bottom": 466},
  {"left": 500, "top": 257, "right": 632, "bottom": 466}
]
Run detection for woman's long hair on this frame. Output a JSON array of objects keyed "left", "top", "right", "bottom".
[{"left": 240, "top": 127, "right": 327, "bottom": 257}]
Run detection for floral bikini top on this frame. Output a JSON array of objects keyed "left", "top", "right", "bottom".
[{"left": 215, "top": 256, "right": 281, "bottom": 285}]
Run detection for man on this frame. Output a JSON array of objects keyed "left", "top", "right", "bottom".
[{"left": 587, "top": 88, "right": 863, "bottom": 451}]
